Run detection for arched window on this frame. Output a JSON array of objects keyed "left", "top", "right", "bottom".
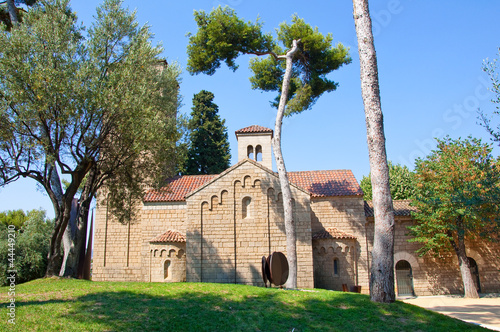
[
  {"left": 242, "top": 197, "right": 251, "bottom": 219},
  {"left": 255, "top": 145, "right": 262, "bottom": 162},
  {"left": 247, "top": 145, "right": 254, "bottom": 160},
  {"left": 164, "top": 260, "right": 171, "bottom": 279},
  {"left": 333, "top": 258, "right": 339, "bottom": 276}
]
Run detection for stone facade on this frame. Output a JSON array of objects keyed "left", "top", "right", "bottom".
[{"left": 92, "top": 125, "right": 500, "bottom": 296}]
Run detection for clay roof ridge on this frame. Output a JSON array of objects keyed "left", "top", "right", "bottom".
[
  {"left": 150, "top": 230, "right": 186, "bottom": 243},
  {"left": 312, "top": 227, "right": 357, "bottom": 240},
  {"left": 235, "top": 125, "right": 273, "bottom": 135}
]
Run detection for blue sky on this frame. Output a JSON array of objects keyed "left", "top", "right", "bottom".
[{"left": 1, "top": 0, "right": 499, "bottom": 218}]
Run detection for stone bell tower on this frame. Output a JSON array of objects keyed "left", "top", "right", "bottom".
[{"left": 235, "top": 125, "right": 273, "bottom": 170}]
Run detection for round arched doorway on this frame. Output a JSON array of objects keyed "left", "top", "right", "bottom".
[{"left": 395, "top": 260, "right": 414, "bottom": 296}]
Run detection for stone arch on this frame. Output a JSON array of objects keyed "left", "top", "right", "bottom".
[
  {"left": 327, "top": 246, "right": 335, "bottom": 254},
  {"left": 210, "top": 195, "right": 219, "bottom": 210},
  {"left": 168, "top": 249, "right": 176, "bottom": 258},
  {"left": 394, "top": 251, "right": 420, "bottom": 270},
  {"left": 267, "top": 188, "right": 276, "bottom": 200},
  {"left": 320, "top": 247, "right": 326, "bottom": 254},
  {"left": 220, "top": 190, "right": 228, "bottom": 204},
  {"left": 466, "top": 248, "right": 485, "bottom": 266},
  {"left": 177, "top": 249, "right": 185, "bottom": 258},
  {"left": 253, "top": 179, "right": 261, "bottom": 187},
  {"left": 243, "top": 175, "right": 252, "bottom": 187},
  {"left": 160, "top": 249, "right": 167, "bottom": 257},
  {"left": 154, "top": 249, "right": 159, "bottom": 257}
]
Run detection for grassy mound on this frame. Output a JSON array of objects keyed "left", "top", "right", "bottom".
[{"left": 0, "top": 278, "right": 487, "bottom": 331}]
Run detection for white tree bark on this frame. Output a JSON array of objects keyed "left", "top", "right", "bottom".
[
  {"left": 273, "top": 40, "right": 300, "bottom": 289},
  {"left": 352, "top": 0, "right": 395, "bottom": 303}
]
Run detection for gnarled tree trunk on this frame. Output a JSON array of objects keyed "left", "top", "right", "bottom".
[
  {"left": 449, "top": 218, "right": 479, "bottom": 298},
  {"left": 353, "top": 0, "right": 395, "bottom": 303}
]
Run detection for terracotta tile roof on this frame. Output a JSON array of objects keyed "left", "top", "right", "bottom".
[
  {"left": 150, "top": 230, "right": 186, "bottom": 243},
  {"left": 287, "top": 170, "right": 363, "bottom": 197},
  {"left": 144, "top": 175, "right": 216, "bottom": 202},
  {"left": 235, "top": 125, "right": 273, "bottom": 135},
  {"left": 312, "top": 227, "right": 356, "bottom": 240},
  {"left": 364, "top": 199, "right": 416, "bottom": 217},
  {"left": 145, "top": 168, "right": 363, "bottom": 202}
]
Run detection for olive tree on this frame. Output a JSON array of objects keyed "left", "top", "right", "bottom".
[{"left": 0, "top": 0, "right": 180, "bottom": 277}]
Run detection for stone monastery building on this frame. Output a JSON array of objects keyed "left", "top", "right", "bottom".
[{"left": 93, "top": 125, "right": 500, "bottom": 296}]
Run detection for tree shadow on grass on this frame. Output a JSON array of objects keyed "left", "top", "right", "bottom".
[{"left": 14, "top": 286, "right": 485, "bottom": 332}]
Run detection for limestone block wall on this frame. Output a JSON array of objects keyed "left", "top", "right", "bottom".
[
  {"left": 140, "top": 202, "right": 187, "bottom": 281},
  {"left": 186, "top": 161, "right": 314, "bottom": 288},
  {"left": 92, "top": 200, "right": 143, "bottom": 282},
  {"left": 148, "top": 243, "right": 186, "bottom": 282},
  {"left": 310, "top": 196, "right": 369, "bottom": 293},
  {"left": 313, "top": 239, "right": 357, "bottom": 291},
  {"left": 366, "top": 217, "right": 500, "bottom": 296}
]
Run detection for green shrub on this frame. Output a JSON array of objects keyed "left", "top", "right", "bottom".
[{"left": 0, "top": 209, "right": 53, "bottom": 285}]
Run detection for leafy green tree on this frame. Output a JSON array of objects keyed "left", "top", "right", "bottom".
[
  {"left": 0, "top": 209, "right": 27, "bottom": 229},
  {"left": 409, "top": 137, "right": 500, "bottom": 298},
  {"left": 187, "top": 6, "right": 350, "bottom": 288},
  {"left": 0, "top": 209, "right": 53, "bottom": 285},
  {"left": 353, "top": 0, "right": 395, "bottom": 303},
  {"left": 183, "top": 90, "right": 230, "bottom": 175},
  {"left": 361, "top": 161, "right": 415, "bottom": 201},
  {"left": 479, "top": 47, "right": 500, "bottom": 146},
  {"left": 0, "top": 0, "right": 180, "bottom": 277}
]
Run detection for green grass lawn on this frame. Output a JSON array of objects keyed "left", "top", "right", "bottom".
[{"left": 0, "top": 278, "right": 488, "bottom": 331}]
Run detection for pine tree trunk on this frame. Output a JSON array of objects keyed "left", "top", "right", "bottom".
[
  {"left": 352, "top": 0, "right": 395, "bottom": 303},
  {"left": 273, "top": 40, "right": 300, "bottom": 289}
]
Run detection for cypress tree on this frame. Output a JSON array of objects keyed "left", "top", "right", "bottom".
[{"left": 184, "top": 90, "right": 231, "bottom": 174}]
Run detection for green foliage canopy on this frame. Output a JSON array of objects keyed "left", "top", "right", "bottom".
[
  {"left": 0, "top": 0, "right": 180, "bottom": 275},
  {"left": 360, "top": 161, "right": 415, "bottom": 201},
  {"left": 0, "top": 0, "right": 180, "bottom": 223},
  {"left": 0, "top": 209, "right": 27, "bottom": 229},
  {"left": 187, "top": 6, "right": 351, "bottom": 116},
  {"left": 183, "top": 90, "right": 231, "bottom": 175},
  {"left": 408, "top": 137, "right": 500, "bottom": 255},
  {"left": 0, "top": 209, "right": 52, "bottom": 285}
]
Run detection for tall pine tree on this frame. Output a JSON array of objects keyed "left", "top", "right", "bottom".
[{"left": 184, "top": 90, "right": 231, "bottom": 175}]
